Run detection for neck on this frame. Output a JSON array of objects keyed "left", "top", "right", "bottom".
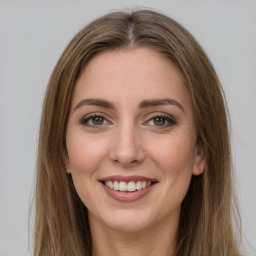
[{"left": 89, "top": 215, "right": 178, "bottom": 256}]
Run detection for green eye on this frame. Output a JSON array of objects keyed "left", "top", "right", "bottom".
[
  {"left": 147, "top": 115, "right": 176, "bottom": 128},
  {"left": 91, "top": 116, "right": 104, "bottom": 125},
  {"left": 80, "top": 115, "right": 109, "bottom": 127},
  {"left": 153, "top": 117, "right": 167, "bottom": 126}
]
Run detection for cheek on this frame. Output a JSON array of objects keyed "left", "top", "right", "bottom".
[
  {"left": 161, "top": 139, "right": 194, "bottom": 200},
  {"left": 66, "top": 133, "right": 109, "bottom": 174},
  {"left": 66, "top": 133, "right": 109, "bottom": 208},
  {"left": 141, "top": 134, "right": 196, "bottom": 220},
  {"left": 149, "top": 134, "right": 196, "bottom": 176},
  {"left": 148, "top": 133, "right": 196, "bottom": 201}
]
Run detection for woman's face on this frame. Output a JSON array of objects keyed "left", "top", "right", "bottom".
[{"left": 66, "top": 47, "right": 205, "bottom": 233}]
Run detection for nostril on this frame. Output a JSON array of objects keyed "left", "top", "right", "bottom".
[
  {"left": 109, "top": 135, "right": 146, "bottom": 165},
  {"left": 112, "top": 159, "right": 140, "bottom": 167}
]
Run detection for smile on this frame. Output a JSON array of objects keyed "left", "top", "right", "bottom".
[
  {"left": 100, "top": 175, "right": 158, "bottom": 202},
  {"left": 104, "top": 180, "right": 152, "bottom": 192}
]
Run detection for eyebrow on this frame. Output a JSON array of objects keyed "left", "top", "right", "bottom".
[
  {"left": 74, "top": 98, "right": 115, "bottom": 111},
  {"left": 139, "top": 98, "right": 184, "bottom": 112},
  {"left": 73, "top": 98, "right": 184, "bottom": 112}
]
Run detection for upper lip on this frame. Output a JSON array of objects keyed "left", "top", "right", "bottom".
[{"left": 100, "top": 175, "right": 158, "bottom": 183}]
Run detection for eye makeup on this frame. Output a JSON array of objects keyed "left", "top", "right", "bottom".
[
  {"left": 79, "top": 111, "right": 177, "bottom": 131},
  {"left": 80, "top": 112, "right": 112, "bottom": 128},
  {"left": 144, "top": 112, "right": 177, "bottom": 129}
]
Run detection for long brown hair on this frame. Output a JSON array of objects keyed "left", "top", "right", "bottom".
[{"left": 34, "top": 9, "right": 242, "bottom": 255}]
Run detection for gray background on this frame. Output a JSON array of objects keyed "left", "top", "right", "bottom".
[{"left": 0, "top": 1, "right": 255, "bottom": 255}]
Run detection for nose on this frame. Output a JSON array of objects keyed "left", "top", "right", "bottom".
[{"left": 109, "top": 122, "right": 146, "bottom": 167}]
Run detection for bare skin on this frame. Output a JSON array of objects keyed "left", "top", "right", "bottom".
[
  {"left": 66, "top": 47, "right": 205, "bottom": 256},
  {"left": 90, "top": 215, "right": 177, "bottom": 256}
]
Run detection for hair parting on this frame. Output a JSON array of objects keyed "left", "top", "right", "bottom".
[{"left": 33, "top": 9, "right": 243, "bottom": 256}]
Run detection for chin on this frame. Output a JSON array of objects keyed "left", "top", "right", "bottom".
[{"left": 90, "top": 208, "right": 155, "bottom": 233}]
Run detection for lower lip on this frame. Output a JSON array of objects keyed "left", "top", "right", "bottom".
[{"left": 102, "top": 183, "right": 155, "bottom": 202}]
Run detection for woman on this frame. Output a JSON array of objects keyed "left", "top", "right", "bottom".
[{"left": 34, "top": 9, "right": 242, "bottom": 255}]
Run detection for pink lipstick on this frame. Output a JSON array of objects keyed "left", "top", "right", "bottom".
[{"left": 100, "top": 175, "right": 158, "bottom": 202}]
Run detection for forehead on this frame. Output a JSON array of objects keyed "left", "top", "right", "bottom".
[{"left": 72, "top": 47, "right": 191, "bottom": 109}]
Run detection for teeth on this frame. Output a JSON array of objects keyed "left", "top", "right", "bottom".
[
  {"left": 127, "top": 181, "right": 136, "bottom": 192},
  {"left": 104, "top": 180, "right": 152, "bottom": 192},
  {"left": 136, "top": 181, "right": 142, "bottom": 190},
  {"left": 113, "top": 181, "right": 119, "bottom": 190},
  {"left": 119, "top": 181, "right": 127, "bottom": 191}
]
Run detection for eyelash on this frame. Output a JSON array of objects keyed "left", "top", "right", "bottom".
[
  {"left": 144, "top": 113, "right": 176, "bottom": 128},
  {"left": 80, "top": 113, "right": 176, "bottom": 128},
  {"left": 80, "top": 113, "right": 110, "bottom": 127}
]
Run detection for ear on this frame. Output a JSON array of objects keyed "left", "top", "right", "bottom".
[
  {"left": 65, "top": 157, "right": 71, "bottom": 174},
  {"left": 192, "top": 142, "right": 206, "bottom": 176}
]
